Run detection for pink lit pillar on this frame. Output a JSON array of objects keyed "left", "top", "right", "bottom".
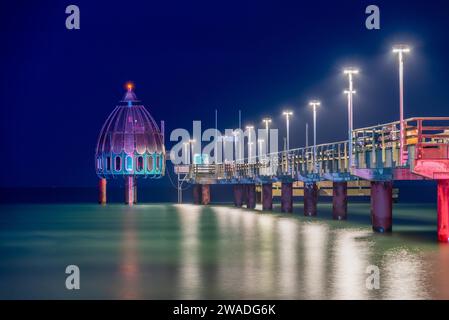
[
  {"left": 98, "top": 178, "right": 107, "bottom": 205},
  {"left": 202, "top": 184, "right": 211, "bottom": 205},
  {"left": 125, "top": 176, "right": 135, "bottom": 206},
  {"left": 438, "top": 180, "right": 449, "bottom": 242}
]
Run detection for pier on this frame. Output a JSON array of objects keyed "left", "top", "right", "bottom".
[{"left": 184, "top": 117, "right": 449, "bottom": 242}]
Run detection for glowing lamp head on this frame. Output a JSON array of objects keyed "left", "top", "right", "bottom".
[
  {"left": 392, "top": 45, "right": 411, "bottom": 54},
  {"left": 262, "top": 117, "right": 272, "bottom": 123},
  {"left": 343, "top": 68, "right": 359, "bottom": 75},
  {"left": 283, "top": 111, "right": 293, "bottom": 117},
  {"left": 309, "top": 100, "right": 321, "bottom": 107}
]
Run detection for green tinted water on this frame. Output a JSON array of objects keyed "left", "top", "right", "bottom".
[{"left": 0, "top": 203, "right": 448, "bottom": 299}]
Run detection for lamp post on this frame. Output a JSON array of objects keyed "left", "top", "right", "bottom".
[
  {"left": 309, "top": 100, "right": 321, "bottom": 173},
  {"left": 393, "top": 45, "right": 411, "bottom": 166},
  {"left": 343, "top": 68, "right": 359, "bottom": 168},
  {"left": 282, "top": 111, "right": 293, "bottom": 151}
]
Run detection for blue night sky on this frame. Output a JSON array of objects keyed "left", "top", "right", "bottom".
[{"left": 1, "top": 0, "right": 449, "bottom": 187}]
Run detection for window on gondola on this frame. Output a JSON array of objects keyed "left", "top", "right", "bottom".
[
  {"left": 106, "top": 156, "right": 111, "bottom": 171},
  {"left": 148, "top": 155, "right": 154, "bottom": 172},
  {"left": 136, "top": 156, "right": 144, "bottom": 172},
  {"left": 115, "top": 156, "right": 121, "bottom": 171},
  {"left": 155, "top": 154, "right": 160, "bottom": 171},
  {"left": 126, "top": 156, "right": 133, "bottom": 171}
]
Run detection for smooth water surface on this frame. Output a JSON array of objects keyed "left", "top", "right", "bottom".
[{"left": 1, "top": 203, "right": 449, "bottom": 299}]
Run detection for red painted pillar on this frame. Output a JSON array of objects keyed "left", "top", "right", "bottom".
[
  {"left": 438, "top": 179, "right": 449, "bottom": 242},
  {"left": 98, "top": 178, "right": 107, "bottom": 205},
  {"left": 125, "top": 176, "right": 135, "bottom": 206},
  {"left": 233, "top": 184, "right": 244, "bottom": 207},
  {"left": 281, "top": 182, "right": 293, "bottom": 213},
  {"left": 202, "top": 184, "right": 211, "bottom": 205},
  {"left": 333, "top": 181, "right": 347, "bottom": 220},
  {"left": 370, "top": 181, "right": 393, "bottom": 233},
  {"left": 193, "top": 184, "right": 202, "bottom": 205},
  {"left": 262, "top": 183, "right": 273, "bottom": 211},
  {"left": 247, "top": 184, "right": 256, "bottom": 209},
  {"left": 304, "top": 182, "right": 318, "bottom": 216}
]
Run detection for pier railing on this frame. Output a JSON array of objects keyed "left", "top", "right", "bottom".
[{"left": 188, "top": 117, "right": 449, "bottom": 183}]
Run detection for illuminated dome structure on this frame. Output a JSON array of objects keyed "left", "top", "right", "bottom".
[{"left": 95, "top": 83, "right": 165, "bottom": 205}]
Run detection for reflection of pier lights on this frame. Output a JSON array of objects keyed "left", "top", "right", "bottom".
[
  {"left": 331, "top": 230, "right": 371, "bottom": 299},
  {"left": 383, "top": 249, "right": 426, "bottom": 299},
  {"left": 302, "top": 224, "right": 327, "bottom": 299},
  {"left": 277, "top": 219, "right": 299, "bottom": 297}
]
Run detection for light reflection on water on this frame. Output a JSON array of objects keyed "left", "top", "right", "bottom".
[
  {"left": 1, "top": 203, "right": 448, "bottom": 299},
  {"left": 171, "top": 205, "right": 436, "bottom": 299},
  {"left": 177, "top": 204, "right": 202, "bottom": 299},
  {"left": 118, "top": 209, "right": 141, "bottom": 299},
  {"left": 331, "top": 229, "right": 372, "bottom": 300}
]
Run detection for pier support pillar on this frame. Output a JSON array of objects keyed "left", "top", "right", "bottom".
[
  {"left": 304, "top": 182, "right": 318, "bottom": 216},
  {"left": 332, "top": 181, "right": 347, "bottom": 220},
  {"left": 202, "top": 184, "right": 211, "bottom": 205},
  {"left": 262, "top": 183, "right": 273, "bottom": 211},
  {"left": 125, "top": 176, "right": 135, "bottom": 206},
  {"left": 233, "top": 184, "right": 244, "bottom": 207},
  {"left": 281, "top": 182, "right": 293, "bottom": 213},
  {"left": 370, "top": 181, "right": 393, "bottom": 233},
  {"left": 437, "top": 180, "right": 449, "bottom": 242},
  {"left": 98, "top": 178, "right": 107, "bottom": 205},
  {"left": 193, "top": 184, "right": 202, "bottom": 205},
  {"left": 246, "top": 184, "right": 256, "bottom": 209}
]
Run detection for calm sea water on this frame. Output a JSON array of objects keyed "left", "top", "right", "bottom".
[{"left": 0, "top": 202, "right": 448, "bottom": 300}]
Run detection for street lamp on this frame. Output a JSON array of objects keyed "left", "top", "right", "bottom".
[
  {"left": 393, "top": 45, "right": 411, "bottom": 166},
  {"left": 343, "top": 68, "right": 359, "bottom": 168},
  {"left": 309, "top": 100, "right": 321, "bottom": 173},
  {"left": 246, "top": 125, "right": 254, "bottom": 163},
  {"left": 282, "top": 111, "right": 293, "bottom": 151}
]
